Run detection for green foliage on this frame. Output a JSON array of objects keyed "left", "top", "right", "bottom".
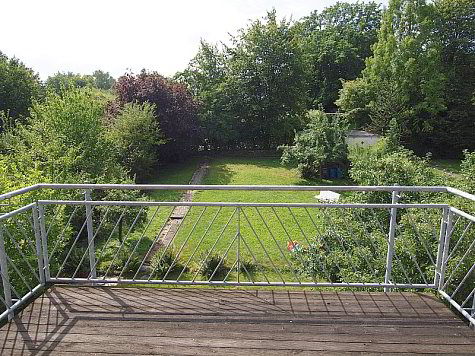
[
  {"left": 105, "top": 102, "right": 164, "bottom": 181},
  {"left": 0, "top": 51, "right": 41, "bottom": 126},
  {"left": 150, "top": 248, "right": 185, "bottom": 279},
  {"left": 459, "top": 150, "right": 475, "bottom": 194},
  {"left": 92, "top": 70, "right": 116, "bottom": 90},
  {"left": 115, "top": 70, "right": 201, "bottom": 162},
  {"left": 226, "top": 10, "right": 308, "bottom": 148},
  {"left": 337, "top": 0, "right": 475, "bottom": 156},
  {"left": 300, "top": 2, "right": 382, "bottom": 111},
  {"left": 280, "top": 110, "right": 349, "bottom": 179},
  {"left": 348, "top": 138, "right": 440, "bottom": 203},
  {"left": 181, "top": 10, "right": 308, "bottom": 149},
  {"left": 199, "top": 253, "right": 228, "bottom": 279},
  {"left": 46, "top": 70, "right": 116, "bottom": 93}
]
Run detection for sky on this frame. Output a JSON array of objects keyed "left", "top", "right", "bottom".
[{"left": 1, "top": 0, "right": 386, "bottom": 80}]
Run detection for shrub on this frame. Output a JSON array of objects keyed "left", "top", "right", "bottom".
[
  {"left": 150, "top": 248, "right": 185, "bottom": 279},
  {"left": 105, "top": 102, "right": 164, "bottom": 181},
  {"left": 280, "top": 110, "right": 349, "bottom": 179},
  {"left": 348, "top": 138, "right": 440, "bottom": 203},
  {"left": 115, "top": 70, "right": 202, "bottom": 162},
  {"left": 199, "top": 252, "right": 229, "bottom": 279},
  {"left": 459, "top": 150, "right": 475, "bottom": 194},
  {"left": 239, "top": 259, "right": 258, "bottom": 274}
]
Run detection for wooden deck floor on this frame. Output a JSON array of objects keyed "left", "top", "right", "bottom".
[{"left": 0, "top": 286, "right": 474, "bottom": 355}]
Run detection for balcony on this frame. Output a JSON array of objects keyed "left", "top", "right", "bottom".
[{"left": 0, "top": 184, "right": 474, "bottom": 354}]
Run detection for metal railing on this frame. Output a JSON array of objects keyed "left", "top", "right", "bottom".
[{"left": 0, "top": 184, "right": 473, "bottom": 327}]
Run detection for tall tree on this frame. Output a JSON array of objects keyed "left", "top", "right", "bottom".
[
  {"left": 430, "top": 0, "right": 475, "bottom": 154},
  {"left": 177, "top": 41, "right": 238, "bottom": 149},
  {"left": 93, "top": 70, "right": 116, "bottom": 90},
  {"left": 300, "top": 2, "right": 381, "bottom": 111},
  {"left": 115, "top": 70, "right": 201, "bottom": 161},
  {"left": 0, "top": 51, "right": 41, "bottom": 127},
  {"left": 226, "top": 10, "right": 308, "bottom": 148},
  {"left": 337, "top": 0, "right": 474, "bottom": 156}
]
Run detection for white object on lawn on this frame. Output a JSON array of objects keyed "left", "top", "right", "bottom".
[{"left": 315, "top": 190, "right": 341, "bottom": 202}]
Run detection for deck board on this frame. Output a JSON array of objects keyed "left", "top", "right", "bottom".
[{"left": 0, "top": 286, "right": 473, "bottom": 355}]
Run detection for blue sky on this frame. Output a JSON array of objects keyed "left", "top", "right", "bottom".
[{"left": 1, "top": 0, "right": 386, "bottom": 80}]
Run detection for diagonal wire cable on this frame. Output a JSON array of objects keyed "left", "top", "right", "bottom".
[
  {"left": 207, "top": 231, "right": 239, "bottom": 282},
  {"left": 147, "top": 206, "right": 193, "bottom": 281},
  {"left": 305, "top": 207, "right": 347, "bottom": 285},
  {"left": 288, "top": 207, "right": 331, "bottom": 284},
  {"left": 450, "top": 263, "right": 475, "bottom": 299},
  {"left": 88, "top": 207, "right": 127, "bottom": 279},
  {"left": 241, "top": 208, "right": 285, "bottom": 284},
  {"left": 448, "top": 221, "right": 473, "bottom": 261},
  {"left": 49, "top": 206, "right": 79, "bottom": 261},
  {"left": 407, "top": 210, "right": 436, "bottom": 266},
  {"left": 161, "top": 207, "right": 207, "bottom": 281},
  {"left": 238, "top": 232, "right": 270, "bottom": 284},
  {"left": 255, "top": 207, "right": 301, "bottom": 284},
  {"left": 369, "top": 208, "right": 413, "bottom": 286},
  {"left": 55, "top": 206, "right": 95, "bottom": 278},
  {"left": 71, "top": 207, "right": 110, "bottom": 279},
  {"left": 176, "top": 207, "right": 222, "bottom": 282},
  {"left": 118, "top": 206, "right": 161, "bottom": 280},
  {"left": 192, "top": 208, "right": 237, "bottom": 282},
  {"left": 2, "top": 226, "right": 40, "bottom": 283},
  {"left": 103, "top": 207, "right": 144, "bottom": 280}
]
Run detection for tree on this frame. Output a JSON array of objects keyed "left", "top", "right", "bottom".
[
  {"left": 177, "top": 41, "right": 239, "bottom": 149},
  {"left": 300, "top": 2, "right": 381, "bottom": 111},
  {"left": 46, "top": 72, "right": 95, "bottom": 93},
  {"left": 429, "top": 0, "right": 475, "bottom": 155},
  {"left": 93, "top": 70, "right": 116, "bottom": 90},
  {"left": 337, "top": 1, "right": 448, "bottom": 149},
  {"left": 115, "top": 70, "right": 201, "bottom": 161},
  {"left": 226, "top": 10, "right": 308, "bottom": 148},
  {"left": 280, "top": 110, "right": 349, "bottom": 179},
  {"left": 105, "top": 102, "right": 164, "bottom": 181},
  {"left": 0, "top": 51, "right": 41, "bottom": 127},
  {"left": 337, "top": 0, "right": 475, "bottom": 156}
]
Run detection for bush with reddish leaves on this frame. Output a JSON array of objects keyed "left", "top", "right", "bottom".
[{"left": 115, "top": 70, "right": 202, "bottom": 162}]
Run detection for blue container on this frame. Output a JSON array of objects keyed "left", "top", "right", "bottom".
[{"left": 330, "top": 167, "right": 337, "bottom": 179}]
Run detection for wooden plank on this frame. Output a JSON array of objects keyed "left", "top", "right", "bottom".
[{"left": 0, "top": 286, "right": 473, "bottom": 355}]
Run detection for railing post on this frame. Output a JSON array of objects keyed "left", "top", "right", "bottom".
[
  {"left": 434, "top": 207, "right": 449, "bottom": 287},
  {"left": 85, "top": 190, "right": 96, "bottom": 279},
  {"left": 32, "top": 205, "right": 45, "bottom": 285},
  {"left": 384, "top": 186, "right": 399, "bottom": 292},
  {"left": 236, "top": 207, "right": 240, "bottom": 284},
  {"left": 0, "top": 223, "right": 13, "bottom": 320},
  {"left": 439, "top": 209, "right": 453, "bottom": 290},
  {"left": 38, "top": 204, "right": 50, "bottom": 281}
]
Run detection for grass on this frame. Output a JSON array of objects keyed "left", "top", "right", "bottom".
[
  {"left": 430, "top": 159, "right": 461, "bottom": 175},
  {"left": 150, "top": 155, "right": 352, "bottom": 284},
  {"left": 79, "top": 155, "right": 359, "bottom": 284}
]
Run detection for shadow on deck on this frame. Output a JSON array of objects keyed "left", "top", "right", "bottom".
[{"left": 0, "top": 287, "right": 474, "bottom": 355}]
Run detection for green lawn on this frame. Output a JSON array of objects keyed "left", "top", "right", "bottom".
[
  {"left": 145, "top": 155, "right": 350, "bottom": 284},
  {"left": 87, "top": 155, "right": 354, "bottom": 284},
  {"left": 430, "top": 159, "right": 461, "bottom": 176}
]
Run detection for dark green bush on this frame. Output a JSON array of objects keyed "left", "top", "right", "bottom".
[
  {"left": 199, "top": 253, "right": 229, "bottom": 279},
  {"left": 150, "top": 248, "right": 185, "bottom": 279}
]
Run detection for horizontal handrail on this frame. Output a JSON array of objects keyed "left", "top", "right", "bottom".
[
  {"left": 0, "top": 203, "right": 36, "bottom": 222},
  {"left": 49, "top": 277, "right": 436, "bottom": 289},
  {"left": 36, "top": 183, "right": 449, "bottom": 192},
  {"left": 38, "top": 200, "right": 449, "bottom": 209},
  {"left": 446, "top": 187, "right": 475, "bottom": 203}
]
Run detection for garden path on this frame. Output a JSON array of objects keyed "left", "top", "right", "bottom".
[{"left": 143, "top": 160, "right": 210, "bottom": 269}]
